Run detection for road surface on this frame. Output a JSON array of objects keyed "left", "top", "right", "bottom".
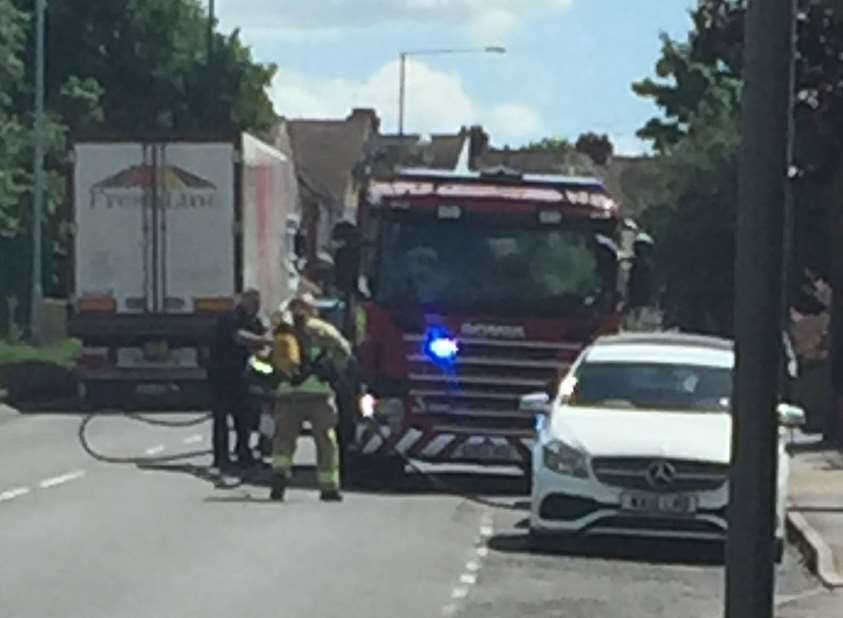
[{"left": 0, "top": 405, "right": 824, "bottom": 618}]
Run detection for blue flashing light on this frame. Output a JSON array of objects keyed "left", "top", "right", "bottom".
[{"left": 424, "top": 327, "right": 460, "bottom": 364}]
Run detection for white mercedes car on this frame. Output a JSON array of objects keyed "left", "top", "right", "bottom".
[{"left": 523, "top": 332, "right": 805, "bottom": 560}]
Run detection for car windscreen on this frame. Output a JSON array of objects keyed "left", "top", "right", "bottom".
[{"left": 567, "top": 361, "right": 732, "bottom": 412}]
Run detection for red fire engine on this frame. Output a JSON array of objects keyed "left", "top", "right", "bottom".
[{"left": 334, "top": 167, "right": 633, "bottom": 480}]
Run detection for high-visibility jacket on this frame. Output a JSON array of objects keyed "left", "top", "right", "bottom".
[{"left": 276, "top": 317, "right": 353, "bottom": 397}]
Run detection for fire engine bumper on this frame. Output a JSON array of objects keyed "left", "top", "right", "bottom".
[{"left": 353, "top": 420, "right": 534, "bottom": 468}]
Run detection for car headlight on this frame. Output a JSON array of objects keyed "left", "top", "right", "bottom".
[{"left": 543, "top": 440, "right": 589, "bottom": 478}]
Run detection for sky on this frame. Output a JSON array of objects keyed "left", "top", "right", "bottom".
[{"left": 213, "top": 1, "right": 697, "bottom": 155}]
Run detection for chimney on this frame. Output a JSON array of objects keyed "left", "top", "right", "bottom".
[
  {"left": 349, "top": 108, "right": 380, "bottom": 132},
  {"left": 468, "top": 125, "right": 489, "bottom": 166}
]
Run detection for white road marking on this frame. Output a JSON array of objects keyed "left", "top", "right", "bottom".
[
  {"left": 451, "top": 587, "right": 469, "bottom": 600},
  {"left": 465, "top": 560, "right": 480, "bottom": 572},
  {"left": 476, "top": 546, "right": 489, "bottom": 558},
  {"left": 460, "top": 573, "right": 477, "bottom": 585},
  {"left": 145, "top": 445, "right": 165, "bottom": 456},
  {"left": 0, "top": 487, "right": 31, "bottom": 502},
  {"left": 479, "top": 525, "right": 494, "bottom": 538},
  {"left": 39, "top": 470, "right": 86, "bottom": 489},
  {"left": 442, "top": 604, "right": 458, "bottom": 617},
  {"left": 183, "top": 434, "right": 203, "bottom": 445}
]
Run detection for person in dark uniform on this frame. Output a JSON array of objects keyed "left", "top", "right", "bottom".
[{"left": 208, "top": 289, "right": 270, "bottom": 471}]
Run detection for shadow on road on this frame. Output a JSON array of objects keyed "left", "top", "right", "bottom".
[
  {"left": 136, "top": 459, "right": 531, "bottom": 509},
  {"left": 487, "top": 531, "right": 724, "bottom": 567}
]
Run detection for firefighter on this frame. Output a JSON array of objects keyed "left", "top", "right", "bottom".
[{"left": 269, "top": 294, "right": 353, "bottom": 502}]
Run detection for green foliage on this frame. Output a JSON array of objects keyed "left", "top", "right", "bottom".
[
  {"left": 634, "top": 0, "right": 843, "bottom": 333},
  {"left": 0, "top": 338, "right": 81, "bottom": 368},
  {"left": 575, "top": 132, "right": 614, "bottom": 166},
  {"left": 639, "top": 77, "right": 742, "bottom": 334},
  {"left": 0, "top": 0, "right": 278, "bottom": 336},
  {"left": 0, "top": 0, "right": 27, "bottom": 238},
  {"left": 525, "top": 137, "right": 574, "bottom": 152}
]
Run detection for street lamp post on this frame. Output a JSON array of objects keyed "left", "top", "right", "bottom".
[
  {"left": 397, "top": 46, "right": 506, "bottom": 135},
  {"left": 30, "top": 0, "right": 46, "bottom": 343}
]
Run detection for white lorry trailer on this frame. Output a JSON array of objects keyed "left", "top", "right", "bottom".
[{"left": 67, "top": 134, "right": 300, "bottom": 407}]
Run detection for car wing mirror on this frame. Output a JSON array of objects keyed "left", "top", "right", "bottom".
[
  {"left": 777, "top": 403, "right": 806, "bottom": 428},
  {"left": 520, "top": 392, "right": 551, "bottom": 416}
]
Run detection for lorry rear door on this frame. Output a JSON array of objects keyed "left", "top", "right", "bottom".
[
  {"left": 155, "top": 142, "right": 236, "bottom": 313},
  {"left": 75, "top": 142, "right": 157, "bottom": 313}
]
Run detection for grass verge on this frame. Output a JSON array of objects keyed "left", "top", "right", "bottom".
[{"left": 0, "top": 339, "right": 81, "bottom": 403}]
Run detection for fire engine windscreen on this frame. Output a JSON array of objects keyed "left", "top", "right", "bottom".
[{"left": 375, "top": 221, "right": 617, "bottom": 316}]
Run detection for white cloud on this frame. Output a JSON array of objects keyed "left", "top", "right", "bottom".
[
  {"left": 217, "top": 0, "right": 573, "bottom": 39},
  {"left": 485, "top": 104, "right": 543, "bottom": 143},
  {"left": 610, "top": 133, "right": 652, "bottom": 157},
  {"left": 270, "top": 59, "right": 544, "bottom": 144}
]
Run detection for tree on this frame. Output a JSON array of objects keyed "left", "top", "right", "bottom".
[
  {"left": 525, "top": 137, "right": 574, "bottom": 152},
  {"left": 40, "top": 0, "right": 277, "bottom": 134},
  {"left": 633, "top": 0, "right": 843, "bottom": 333},
  {"left": 0, "top": 0, "right": 27, "bottom": 236},
  {"left": 575, "top": 132, "right": 614, "bottom": 166},
  {"left": 1, "top": 0, "right": 280, "bottom": 335}
]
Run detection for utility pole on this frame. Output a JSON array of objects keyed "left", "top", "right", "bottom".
[
  {"left": 725, "top": 1, "right": 796, "bottom": 618},
  {"left": 207, "top": 0, "right": 215, "bottom": 66},
  {"left": 30, "top": 0, "right": 47, "bottom": 343}
]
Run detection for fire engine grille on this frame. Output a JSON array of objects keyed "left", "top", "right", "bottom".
[
  {"left": 404, "top": 334, "right": 582, "bottom": 430},
  {"left": 591, "top": 458, "right": 729, "bottom": 493}
]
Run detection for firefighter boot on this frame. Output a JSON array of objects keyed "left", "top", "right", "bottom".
[
  {"left": 270, "top": 474, "right": 287, "bottom": 502},
  {"left": 320, "top": 489, "right": 343, "bottom": 502}
]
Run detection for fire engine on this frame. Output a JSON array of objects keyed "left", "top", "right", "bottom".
[{"left": 333, "top": 166, "right": 638, "bottom": 480}]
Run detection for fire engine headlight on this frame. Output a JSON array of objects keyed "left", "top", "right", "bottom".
[
  {"left": 358, "top": 395, "right": 404, "bottom": 422},
  {"left": 543, "top": 440, "right": 589, "bottom": 478},
  {"left": 359, "top": 394, "right": 377, "bottom": 419}
]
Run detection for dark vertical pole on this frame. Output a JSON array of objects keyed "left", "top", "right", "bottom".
[
  {"left": 725, "top": 1, "right": 796, "bottom": 617},
  {"left": 208, "top": 0, "right": 215, "bottom": 65},
  {"left": 31, "top": 0, "right": 47, "bottom": 342}
]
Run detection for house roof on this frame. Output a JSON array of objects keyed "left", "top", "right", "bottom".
[
  {"left": 367, "top": 130, "right": 470, "bottom": 172},
  {"left": 284, "top": 109, "right": 378, "bottom": 203},
  {"left": 475, "top": 147, "right": 595, "bottom": 176}
]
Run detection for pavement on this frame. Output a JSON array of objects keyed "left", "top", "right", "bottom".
[
  {"left": 787, "top": 439, "right": 843, "bottom": 590},
  {"left": 0, "top": 404, "right": 840, "bottom": 617}
]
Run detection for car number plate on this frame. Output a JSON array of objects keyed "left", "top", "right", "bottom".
[{"left": 621, "top": 492, "right": 697, "bottom": 516}]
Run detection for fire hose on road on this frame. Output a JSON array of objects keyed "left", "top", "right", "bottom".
[{"left": 77, "top": 411, "right": 525, "bottom": 511}]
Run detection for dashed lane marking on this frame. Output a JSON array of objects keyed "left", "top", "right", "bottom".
[
  {"left": 0, "top": 487, "right": 31, "bottom": 502},
  {"left": 39, "top": 470, "right": 86, "bottom": 489},
  {"left": 183, "top": 435, "right": 203, "bottom": 445},
  {"left": 145, "top": 445, "right": 165, "bottom": 456},
  {"left": 460, "top": 573, "right": 478, "bottom": 585},
  {"left": 451, "top": 587, "right": 469, "bottom": 600}
]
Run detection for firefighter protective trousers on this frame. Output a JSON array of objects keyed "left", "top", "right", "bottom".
[{"left": 271, "top": 392, "right": 340, "bottom": 491}]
